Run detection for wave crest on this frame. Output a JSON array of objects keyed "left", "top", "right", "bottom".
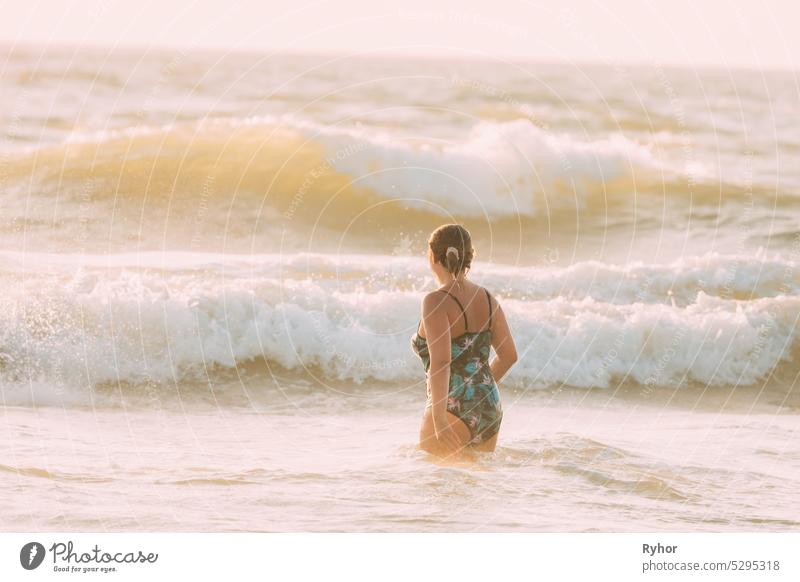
[
  {"left": 3, "top": 116, "right": 761, "bottom": 232},
  {"left": 1, "top": 252, "right": 798, "bottom": 405}
]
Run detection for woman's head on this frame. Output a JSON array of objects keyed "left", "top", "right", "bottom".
[{"left": 427, "top": 224, "right": 474, "bottom": 281}]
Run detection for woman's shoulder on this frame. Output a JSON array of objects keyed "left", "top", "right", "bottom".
[
  {"left": 473, "top": 283, "right": 495, "bottom": 301},
  {"left": 422, "top": 288, "right": 444, "bottom": 300},
  {"left": 421, "top": 289, "right": 449, "bottom": 312},
  {"left": 475, "top": 285, "right": 502, "bottom": 314},
  {"left": 420, "top": 286, "right": 469, "bottom": 316}
]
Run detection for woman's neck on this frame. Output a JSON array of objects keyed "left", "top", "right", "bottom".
[{"left": 438, "top": 275, "right": 468, "bottom": 288}]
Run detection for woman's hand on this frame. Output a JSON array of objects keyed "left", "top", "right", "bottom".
[{"left": 433, "top": 413, "right": 463, "bottom": 451}]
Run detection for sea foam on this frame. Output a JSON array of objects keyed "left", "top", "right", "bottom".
[{"left": 0, "top": 251, "right": 797, "bottom": 403}]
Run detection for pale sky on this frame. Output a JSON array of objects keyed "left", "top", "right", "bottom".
[{"left": 2, "top": 0, "right": 799, "bottom": 70}]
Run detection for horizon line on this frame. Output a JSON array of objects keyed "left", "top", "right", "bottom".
[{"left": 2, "top": 39, "right": 798, "bottom": 75}]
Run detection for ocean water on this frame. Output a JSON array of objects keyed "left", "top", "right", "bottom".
[{"left": 1, "top": 45, "right": 799, "bottom": 531}]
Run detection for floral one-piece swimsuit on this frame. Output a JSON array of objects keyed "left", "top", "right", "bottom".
[{"left": 411, "top": 288, "right": 503, "bottom": 445}]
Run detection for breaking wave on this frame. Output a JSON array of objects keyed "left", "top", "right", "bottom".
[{"left": 1, "top": 251, "right": 798, "bottom": 405}]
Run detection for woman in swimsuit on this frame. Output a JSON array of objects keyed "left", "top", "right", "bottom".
[{"left": 411, "top": 224, "right": 518, "bottom": 456}]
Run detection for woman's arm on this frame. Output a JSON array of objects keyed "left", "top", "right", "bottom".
[
  {"left": 421, "top": 292, "right": 461, "bottom": 450},
  {"left": 422, "top": 292, "right": 451, "bottom": 423},
  {"left": 489, "top": 299, "right": 518, "bottom": 382}
]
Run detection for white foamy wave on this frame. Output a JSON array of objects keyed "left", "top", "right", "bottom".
[
  {"left": 476, "top": 251, "right": 800, "bottom": 305},
  {"left": 255, "top": 250, "right": 800, "bottom": 306},
  {"left": 270, "top": 115, "right": 670, "bottom": 217},
  {"left": 0, "top": 251, "right": 798, "bottom": 404},
  {"left": 506, "top": 292, "right": 799, "bottom": 389},
  {"left": 5, "top": 115, "right": 677, "bottom": 222},
  {"left": 4, "top": 249, "right": 795, "bottom": 305}
]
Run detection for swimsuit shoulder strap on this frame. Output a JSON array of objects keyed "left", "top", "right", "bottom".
[
  {"left": 438, "top": 289, "right": 469, "bottom": 330},
  {"left": 485, "top": 289, "right": 493, "bottom": 332}
]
